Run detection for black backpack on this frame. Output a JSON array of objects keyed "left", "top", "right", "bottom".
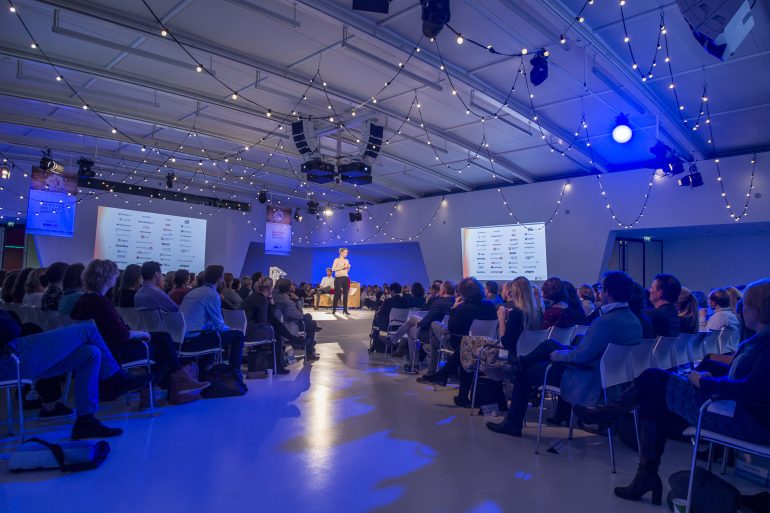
[
  {"left": 667, "top": 468, "right": 740, "bottom": 513},
  {"left": 201, "top": 364, "right": 248, "bottom": 398}
]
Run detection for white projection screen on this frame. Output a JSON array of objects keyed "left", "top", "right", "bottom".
[
  {"left": 461, "top": 223, "right": 548, "bottom": 281},
  {"left": 94, "top": 206, "right": 207, "bottom": 271}
]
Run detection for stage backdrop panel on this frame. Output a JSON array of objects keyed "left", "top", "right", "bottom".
[{"left": 310, "top": 243, "right": 429, "bottom": 287}]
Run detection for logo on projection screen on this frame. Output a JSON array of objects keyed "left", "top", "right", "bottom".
[{"left": 461, "top": 223, "right": 548, "bottom": 281}]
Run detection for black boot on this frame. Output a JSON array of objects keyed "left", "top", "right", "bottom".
[
  {"left": 71, "top": 414, "right": 123, "bottom": 440},
  {"left": 486, "top": 419, "right": 522, "bottom": 437},
  {"left": 576, "top": 383, "right": 640, "bottom": 425},
  {"left": 455, "top": 369, "right": 473, "bottom": 406},
  {"left": 614, "top": 419, "right": 664, "bottom": 505},
  {"left": 101, "top": 370, "right": 152, "bottom": 402},
  {"left": 547, "top": 398, "right": 572, "bottom": 426}
]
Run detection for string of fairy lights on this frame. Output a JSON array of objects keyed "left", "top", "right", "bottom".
[{"left": 1, "top": 0, "right": 764, "bottom": 246}]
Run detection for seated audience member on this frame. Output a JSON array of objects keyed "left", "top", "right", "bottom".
[
  {"left": 162, "top": 271, "right": 174, "bottom": 293},
  {"left": 400, "top": 280, "right": 456, "bottom": 371},
  {"left": 11, "top": 268, "right": 33, "bottom": 304},
  {"left": 273, "top": 278, "right": 319, "bottom": 362},
  {"left": 169, "top": 269, "right": 192, "bottom": 305},
  {"left": 72, "top": 259, "right": 208, "bottom": 396},
  {"left": 58, "top": 263, "right": 86, "bottom": 315},
  {"left": 487, "top": 271, "right": 641, "bottom": 437},
  {"left": 221, "top": 272, "right": 243, "bottom": 309},
  {"left": 592, "top": 282, "right": 603, "bottom": 305},
  {"left": 0, "top": 310, "right": 151, "bottom": 439},
  {"left": 237, "top": 276, "right": 252, "bottom": 300},
  {"left": 373, "top": 282, "right": 408, "bottom": 333},
  {"left": 41, "top": 262, "right": 68, "bottom": 311},
  {"left": 1, "top": 269, "right": 20, "bottom": 303},
  {"left": 645, "top": 274, "right": 682, "bottom": 337},
  {"left": 563, "top": 281, "right": 589, "bottom": 326},
  {"left": 196, "top": 271, "right": 206, "bottom": 288},
  {"left": 180, "top": 265, "right": 246, "bottom": 380},
  {"left": 240, "top": 277, "right": 288, "bottom": 374},
  {"left": 407, "top": 282, "right": 427, "bottom": 309},
  {"left": 676, "top": 287, "right": 699, "bottom": 334},
  {"left": 578, "top": 284, "right": 596, "bottom": 316},
  {"left": 232, "top": 278, "right": 240, "bottom": 292},
  {"left": 629, "top": 282, "right": 656, "bottom": 339},
  {"left": 116, "top": 264, "right": 142, "bottom": 307},
  {"left": 314, "top": 268, "right": 335, "bottom": 310},
  {"left": 242, "top": 276, "right": 303, "bottom": 348},
  {"left": 583, "top": 278, "right": 770, "bottom": 505},
  {"left": 134, "top": 261, "right": 180, "bottom": 312},
  {"left": 499, "top": 277, "right": 543, "bottom": 353},
  {"left": 706, "top": 288, "right": 741, "bottom": 332},
  {"left": 425, "top": 282, "right": 441, "bottom": 307},
  {"left": 541, "top": 277, "right": 576, "bottom": 329},
  {"left": 691, "top": 290, "right": 709, "bottom": 330},
  {"left": 418, "top": 278, "right": 497, "bottom": 386},
  {"left": 485, "top": 281, "right": 503, "bottom": 306},
  {"left": 726, "top": 285, "right": 742, "bottom": 314},
  {"left": 22, "top": 267, "right": 47, "bottom": 307}
]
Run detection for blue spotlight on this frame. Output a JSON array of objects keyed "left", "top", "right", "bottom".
[{"left": 612, "top": 113, "right": 633, "bottom": 144}]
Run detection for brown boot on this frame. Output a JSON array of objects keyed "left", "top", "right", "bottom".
[{"left": 172, "top": 368, "right": 210, "bottom": 395}]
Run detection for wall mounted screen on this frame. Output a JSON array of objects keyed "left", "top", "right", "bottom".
[
  {"left": 94, "top": 206, "right": 207, "bottom": 271},
  {"left": 461, "top": 223, "right": 548, "bottom": 281}
]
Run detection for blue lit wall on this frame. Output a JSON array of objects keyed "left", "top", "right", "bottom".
[{"left": 240, "top": 242, "right": 429, "bottom": 286}]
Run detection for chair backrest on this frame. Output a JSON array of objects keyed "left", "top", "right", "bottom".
[
  {"left": 652, "top": 336, "right": 677, "bottom": 369},
  {"left": 718, "top": 327, "right": 740, "bottom": 354},
  {"left": 630, "top": 339, "right": 656, "bottom": 378},
  {"left": 573, "top": 325, "right": 590, "bottom": 338},
  {"left": 672, "top": 333, "right": 696, "bottom": 367},
  {"left": 116, "top": 307, "right": 142, "bottom": 330},
  {"left": 547, "top": 325, "right": 576, "bottom": 345},
  {"left": 469, "top": 319, "right": 498, "bottom": 340},
  {"left": 441, "top": 314, "right": 450, "bottom": 325},
  {"left": 160, "top": 311, "right": 186, "bottom": 344},
  {"left": 600, "top": 344, "right": 633, "bottom": 390},
  {"left": 137, "top": 309, "right": 163, "bottom": 332},
  {"left": 409, "top": 310, "right": 428, "bottom": 320},
  {"left": 701, "top": 330, "right": 721, "bottom": 357},
  {"left": 516, "top": 329, "right": 549, "bottom": 357},
  {"left": 687, "top": 332, "right": 708, "bottom": 363},
  {"left": 222, "top": 309, "right": 247, "bottom": 334},
  {"left": 17, "top": 306, "right": 37, "bottom": 324},
  {"left": 389, "top": 308, "right": 410, "bottom": 324}
]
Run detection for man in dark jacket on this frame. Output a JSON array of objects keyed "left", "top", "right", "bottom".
[
  {"left": 645, "top": 274, "right": 681, "bottom": 337},
  {"left": 0, "top": 310, "right": 148, "bottom": 439},
  {"left": 373, "top": 282, "right": 409, "bottom": 332}
]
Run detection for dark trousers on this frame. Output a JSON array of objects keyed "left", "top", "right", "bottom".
[
  {"left": 503, "top": 340, "right": 568, "bottom": 430},
  {"left": 302, "top": 314, "right": 317, "bottom": 354},
  {"left": 333, "top": 276, "right": 350, "bottom": 312},
  {"left": 314, "top": 287, "right": 331, "bottom": 308},
  {"left": 109, "top": 332, "right": 181, "bottom": 387},
  {"left": 182, "top": 330, "right": 245, "bottom": 376}
]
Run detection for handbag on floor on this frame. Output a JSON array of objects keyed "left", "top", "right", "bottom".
[
  {"left": 9, "top": 437, "right": 110, "bottom": 473},
  {"left": 201, "top": 364, "right": 247, "bottom": 398}
]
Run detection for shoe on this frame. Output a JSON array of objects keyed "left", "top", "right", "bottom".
[
  {"left": 38, "top": 402, "right": 75, "bottom": 422},
  {"left": 453, "top": 395, "right": 472, "bottom": 408},
  {"left": 314, "top": 326, "right": 322, "bottom": 332},
  {"left": 71, "top": 415, "right": 123, "bottom": 440},
  {"left": 275, "top": 367, "right": 290, "bottom": 375},
  {"left": 305, "top": 352, "right": 320, "bottom": 362},
  {"left": 614, "top": 472, "right": 663, "bottom": 505},
  {"left": 416, "top": 373, "right": 447, "bottom": 386},
  {"left": 101, "top": 370, "right": 152, "bottom": 402},
  {"left": 343, "top": 310, "right": 350, "bottom": 315},
  {"left": 486, "top": 420, "right": 522, "bottom": 437},
  {"left": 403, "top": 364, "right": 418, "bottom": 373},
  {"left": 546, "top": 415, "right": 568, "bottom": 427},
  {"left": 171, "top": 368, "right": 210, "bottom": 395}
]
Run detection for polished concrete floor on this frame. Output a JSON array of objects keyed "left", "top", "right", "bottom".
[{"left": 0, "top": 311, "right": 759, "bottom": 513}]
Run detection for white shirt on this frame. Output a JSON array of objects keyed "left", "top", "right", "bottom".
[
  {"left": 332, "top": 257, "right": 350, "bottom": 278},
  {"left": 706, "top": 307, "right": 740, "bottom": 332},
  {"left": 22, "top": 292, "right": 43, "bottom": 308},
  {"left": 320, "top": 276, "right": 334, "bottom": 288}
]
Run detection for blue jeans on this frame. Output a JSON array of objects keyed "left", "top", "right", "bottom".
[{"left": 1, "top": 322, "right": 120, "bottom": 416}]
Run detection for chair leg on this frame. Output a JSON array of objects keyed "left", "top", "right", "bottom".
[
  {"left": 63, "top": 372, "right": 72, "bottom": 407},
  {"left": 535, "top": 365, "right": 551, "bottom": 454},
  {"left": 15, "top": 355, "right": 25, "bottom": 441},
  {"left": 409, "top": 340, "right": 419, "bottom": 374},
  {"left": 5, "top": 387, "right": 13, "bottom": 436},
  {"left": 607, "top": 426, "right": 617, "bottom": 473},
  {"left": 720, "top": 447, "right": 728, "bottom": 475},
  {"left": 632, "top": 408, "right": 642, "bottom": 456},
  {"left": 470, "top": 356, "right": 481, "bottom": 416},
  {"left": 567, "top": 407, "right": 575, "bottom": 440},
  {"left": 706, "top": 442, "right": 714, "bottom": 473},
  {"left": 685, "top": 434, "right": 702, "bottom": 513}
]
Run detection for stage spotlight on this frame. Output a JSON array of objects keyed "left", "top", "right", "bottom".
[
  {"left": 529, "top": 50, "right": 549, "bottom": 86},
  {"left": 612, "top": 113, "right": 633, "bottom": 144},
  {"left": 323, "top": 206, "right": 333, "bottom": 217},
  {"left": 420, "top": 0, "right": 451, "bottom": 39},
  {"left": 0, "top": 163, "right": 10, "bottom": 180},
  {"left": 40, "top": 149, "right": 63, "bottom": 174},
  {"left": 77, "top": 157, "right": 95, "bottom": 177},
  {"left": 307, "top": 201, "right": 319, "bottom": 215},
  {"left": 348, "top": 211, "right": 363, "bottom": 222},
  {"left": 258, "top": 189, "right": 267, "bottom": 204},
  {"left": 293, "top": 208, "right": 303, "bottom": 222},
  {"left": 166, "top": 172, "right": 175, "bottom": 188}
]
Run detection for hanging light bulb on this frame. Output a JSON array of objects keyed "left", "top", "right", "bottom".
[
  {"left": 456, "top": 34, "right": 464, "bottom": 45},
  {"left": 161, "top": 29, "right": 168, "bottom": 37}
]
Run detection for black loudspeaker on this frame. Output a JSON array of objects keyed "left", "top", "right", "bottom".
[
  {"left": 352, "top": 0, "right": 389, "bottom": 14},
  {"left": 292, "top": 120, "right": 317, "bottom": 155},
  {"left": 362, "top": 122, "right": 384, "bottom": 160},
  {"left": 306, "top": 174, "right": 336, "bottom": 185}
]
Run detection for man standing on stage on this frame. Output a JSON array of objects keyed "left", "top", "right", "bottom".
[
  {"left": 314, "top": 268, "right": 335, "bottom": 310},
  {"left": 332, "top": 248, "right": 351, "bottom": 315}
]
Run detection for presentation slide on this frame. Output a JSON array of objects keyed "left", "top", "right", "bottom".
[
  {"left": 264, "top": 205, "right": 292, "bottom": 256},
  {"left": 94, "top": 206, "right": 207, "bottom": 271},
  {"left": 461, "top": 223, "right": 548, "bottom": 281},
  {"left": 26, "top": 189, "right": 77, "bottom": 238}
]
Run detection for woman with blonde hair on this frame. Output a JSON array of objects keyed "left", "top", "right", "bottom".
[
  {"left": 725, "top": 286, "right": 743, "bottom": 314},
  {"left": 22, "top": 267, "right": 47, "bottom": 307},
  {"left": 677, "top": 287, "right": 699, "bottom": 334},
  {"left": 331, "top": 247, "right": 351, "bottom": 315}
]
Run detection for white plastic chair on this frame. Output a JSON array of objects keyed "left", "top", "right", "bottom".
[
  {"left": 516, "top": 329, "right": 549, "bottom": 357},
  {"left": 119, "top": 341, "right": 155, "bottom": 415},
  {"left": 718, "top": 327, "right": 739, "bottom": 354},
  {"left": 573, "top": 325, "right": 590, "bottom": 338},
  {"left": 701, "top": 330, "right": 721, "bottom": 357},
  {"left": 222, "top": 309, "right": 247, "bottom": 334},
  {"left": 687, "top": 332, "right": 708, "bottom": 364},
  {"left": 630, "top": 339, "right": 656, "bottom": 378},
  {"left": 672, "top": 333, "right": 697, "bottom": 368},
  {"left": 652, "top": 336, "right": 677, "bottom": 369},
  {"left": 468, "top": 319, "right": 498, "bottom": 340},
  {"left": 547, "top": 325, "right": 576, "bottom": 346},
  {"left": 137, "top": 309, "right": 163, "bottom": 332},
  {"left": 597, "top": 344, "right": 638, "bottom": 473},
  {"left": 116, "top": 307, "right": 142, "bottom": 330},
  {"left": 1, "top": 354, "right": 33, "bottom": 440}
]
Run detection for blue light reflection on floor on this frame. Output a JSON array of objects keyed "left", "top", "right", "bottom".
[{"left": 435, "top": 416, "right": 455, "bottom": 425}]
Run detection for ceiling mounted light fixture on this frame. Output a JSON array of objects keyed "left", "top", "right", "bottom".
[{"left": 612, "top": 113, "right": 633, "bottom": 144}]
